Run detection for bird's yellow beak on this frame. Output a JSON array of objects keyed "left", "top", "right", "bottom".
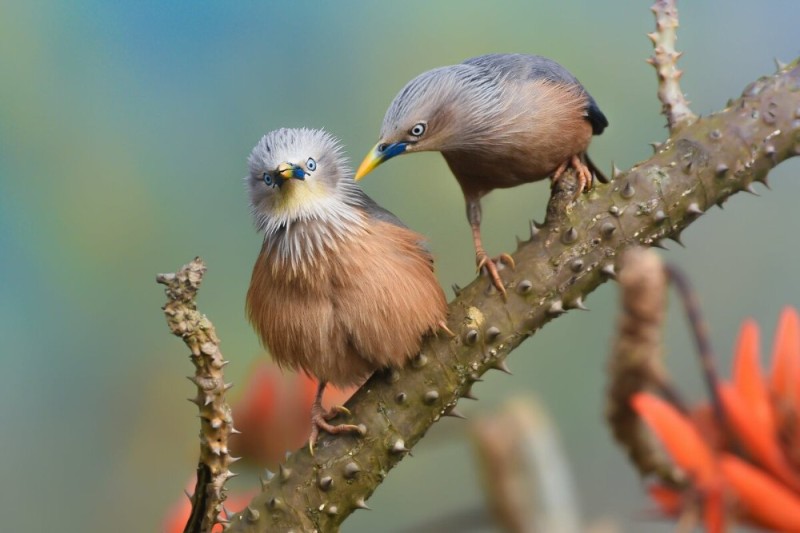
[
  {"left": 354, "top": 142, "right": 408, "bottom": 181},
  {"left": 277, "top": 162, "right": 307, "bottom": 181}
]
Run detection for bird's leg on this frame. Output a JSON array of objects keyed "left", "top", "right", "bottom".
[
  {"left": 470, "top": 225, "right": 514, "bottom": 298},
  {"left": 551, "top": 154, "right": 595, "bottom": 199},
  {"left": 308, "top": 380, "right": 363, "bottom": 455},
  {"left": 571, "top": 154, "right": 594, "bottom": 193},
  {"left": 465, "top": 197, "right": 513, "bottom": 297}
]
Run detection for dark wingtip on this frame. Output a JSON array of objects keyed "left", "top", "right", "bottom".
[{"left": 586, "top": 98, "right": 608, "bottom": 135}]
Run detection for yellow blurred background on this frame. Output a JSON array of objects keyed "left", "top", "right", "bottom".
[{"left": 1, "top": 1, "right": 799, "bottom": 531}]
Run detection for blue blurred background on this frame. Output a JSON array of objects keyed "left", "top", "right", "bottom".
[{"left": 1, "top": 1, "right": 798, "bottom": 531}]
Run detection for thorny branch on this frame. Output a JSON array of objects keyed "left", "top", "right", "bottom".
[
  {"left": 157, "top": 259, "right": 238, "bottom": 533},
  {"left": 606, "top": 248, "right": 680, "bottom": 486},
  {"left": 605, "top": 253, "right": 734, "bottom": 488},
  {"left": 648, "top": 0, "right": 697, "bottom": 132}
]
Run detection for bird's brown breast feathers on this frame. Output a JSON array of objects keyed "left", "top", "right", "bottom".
[
  {"left": 246, "top": 219, "right": 446, "bottom": 387},
  {"left": 444, "top": 79, "right": 593, "bottom": 197}
]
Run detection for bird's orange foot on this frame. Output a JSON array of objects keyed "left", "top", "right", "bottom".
[
  {"left": 476, "top": 251, "right": 514, "bottom": 297},
  {"left": 308, "top": 404, "right": 364, "bottom": 455},
  {"left": 552, "top": 155, "right": 595, "bottom": 199}
]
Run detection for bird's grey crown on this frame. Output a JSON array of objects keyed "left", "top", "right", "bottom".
[
  {"left": 247, "top": 127, "right": 347, "bottom": 183},
  {"left": 463, "top": 53, "right": 583, "bottom": 87},
  {"left": 381, "top": 53, "right": 607, "bottom": 142},
  {"left": 246, "top": 128, "right": 369, "bottom": 262},
  {"left": 381, "top": 63, "right": 508, "bottom": 144}
]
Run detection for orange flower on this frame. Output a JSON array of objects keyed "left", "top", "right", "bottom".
[
  {"left": 632, "top": 394, "right": 718, "bottom": 488},
  {"left": 163, "top": 363, "right": 357, "bottom": 531},
  {"left": 720, "top": 455, "right": 800, "bottom": 532},
  {"left": 632, "top": 307, "right": 800, "bottom": 532},
  {"left": 230, "top": 362, "right": 356, "bottom": 466},
  {"left": 632, "top": 393, "right": 725, "bottom": 532}
]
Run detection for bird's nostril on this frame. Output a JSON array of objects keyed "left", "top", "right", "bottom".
[{"left": 377, "top": 143, "right": 387, "bottom": 153}]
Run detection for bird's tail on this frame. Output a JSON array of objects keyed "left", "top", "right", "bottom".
[{"left": 585, "top": 153, "right": 610, "bottom": 184}]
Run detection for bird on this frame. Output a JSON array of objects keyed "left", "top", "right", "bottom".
[
  {"left": 354, "top": 53, "right": 609, "bottom": 296},
  {"left": 245, "top": 127, "right": 448, "bottom": 452}
]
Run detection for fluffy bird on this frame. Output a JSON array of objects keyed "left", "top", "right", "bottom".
[
  {"left": 245, "top": 128, "right": 448, "bottom": 450},
  {"left": 355, "top": 53, "right": 609, "bottom": 296}
]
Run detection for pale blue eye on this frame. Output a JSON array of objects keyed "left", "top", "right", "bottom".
[
  {"left": 263, "top": 172, "right": 273, "bottom": 186},
  {"left": 410, "top": 122, "right": 426, "bottom": 137},
  {"left": 306, "top": 157, "right": 317, "bottom": 171}
]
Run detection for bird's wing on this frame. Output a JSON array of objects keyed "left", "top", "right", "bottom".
[
  {"left": 463, "top": 53, "right": 608, "bottom": 135},
  {"left": 464, "top": 53, "right": 582, "bottom": 85},
  {"left": 354, "top": 188, "right": 409, "bottom": 229},
  {"left": 351, "top": 187, "right": 435, "bottom": 263}
]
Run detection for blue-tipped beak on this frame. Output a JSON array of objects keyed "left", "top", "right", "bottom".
[
  {"left": 354, "top": 142, "right": 408, "bottom": 181},
  {"left": 276, "top": 162, "right": 307, "bottom": 182}
]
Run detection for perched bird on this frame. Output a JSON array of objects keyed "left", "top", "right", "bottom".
[
  {"left": 245, "top": 127, "right": 448, "bottom": 451},
  {"left": 355, "top": 53, "right": 609, "bottom": 296}
]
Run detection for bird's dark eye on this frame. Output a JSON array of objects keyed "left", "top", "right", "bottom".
[
  {"left": 410, "top": 122, "right": 426, "bottom": 137},
  {"left": 306, "top": 157, "right": 317, "bottom": 172},
  {"left": 262, "top": 172, "right": 273, "bottom": 186}
]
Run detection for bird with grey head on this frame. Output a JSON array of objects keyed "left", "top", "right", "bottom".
[
  {"left": 355, "top": 53, "right": 609, "bottom": 297},
  {"left": 245, "top": 127, "right": 448, "bottom": 452}
]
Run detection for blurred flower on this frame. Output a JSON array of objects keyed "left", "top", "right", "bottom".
[
  {"left": 230, "top": 361, "right": 356, "bottom": 466},
  {"left": 633, "top": 307, "right": 800, "bottom": 532},
  {"left": 162, "top": 362, "right": 356, "bottom": 530}
]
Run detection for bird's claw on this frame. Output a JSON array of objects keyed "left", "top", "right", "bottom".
[
  {"left": 308, "top": 404, "right": 364, "bottom": 455},
  {"left": 324, "top": 405, "right": 352, "bottom": 419},
  {"left": 475, "top": 251, "right": 509, "bottom": 298},
  {"left": 497, "top": 253, "right": 515, "bottom": 270},
  {"left": 572, "top": 156, "right": 594, "bottom": 197},
  {"left": 552, "top": 155, "right": 595, "bottom": 199}
]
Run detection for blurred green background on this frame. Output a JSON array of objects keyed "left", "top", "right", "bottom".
[{"left": 1, "top": 1, "right": 799, "bottom": 531}]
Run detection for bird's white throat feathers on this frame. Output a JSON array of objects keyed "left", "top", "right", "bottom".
[{"left": 254, "top": 178, "right": 368, "bottom": 271}]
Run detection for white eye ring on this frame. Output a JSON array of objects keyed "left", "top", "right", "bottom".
[
  {"left": 306, "top": 157, "right": 317, "bottom": 171},
  {"left": 262, "top": 172, "right": 274, "bottom": 187},
  {"left": 410, "top": 122, "right": 426, "bottom": 137}
]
